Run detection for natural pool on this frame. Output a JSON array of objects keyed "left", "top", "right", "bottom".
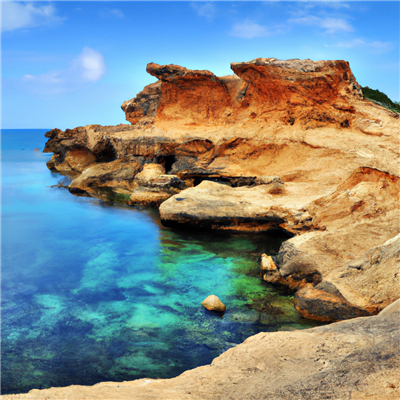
[{"left": 1, "top": 129, "right": 323, "bottom": 394}]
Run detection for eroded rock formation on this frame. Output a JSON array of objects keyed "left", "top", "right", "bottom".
[
  {"left": 121, "top": 59, "right": 364, "bottom": 132},
  {"left": 43, "top": 58, "right": 399, "bottom": 324}
]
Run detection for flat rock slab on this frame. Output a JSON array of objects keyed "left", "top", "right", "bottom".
[{"left": 159, "top": 180, "right": 319, "bottom": 232}]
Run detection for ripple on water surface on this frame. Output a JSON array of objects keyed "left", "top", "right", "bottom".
[{"left": 1, "top": 130, "right": 324, "bottom": 394}]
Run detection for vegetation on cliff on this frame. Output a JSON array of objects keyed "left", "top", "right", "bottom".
[{"left": 362, "top": 86, "right": 400, "bottom": 114}]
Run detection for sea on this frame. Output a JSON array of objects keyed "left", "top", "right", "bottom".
[{"left": 1, "top": 129, "right": 322, "bottom": 394}]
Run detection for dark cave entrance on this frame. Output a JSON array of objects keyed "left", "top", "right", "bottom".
[{"left": 159, "top": 155, "right": 176, "bottom": 174}]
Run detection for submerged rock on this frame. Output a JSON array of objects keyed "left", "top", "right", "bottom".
[
  {"left": 6, "top": 299, "right": 400, "bottom": 400},
  {"left": 201, "top": 295, "right": 226, "bottom": 312}
]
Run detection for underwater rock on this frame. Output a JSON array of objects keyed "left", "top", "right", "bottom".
[
  {"left": 6, "top": 300, "right": 400, "bottom": 400},
  {"left": 201, "top": 295, "right": 226, "bottom": 312}
]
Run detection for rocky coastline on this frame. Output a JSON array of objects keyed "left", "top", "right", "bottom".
[
  {"left": 8, "top": 58, "right": 399, "bottom": 398},
  {"left": 5, "top": 300, "right": 400, "bottom": 399}
]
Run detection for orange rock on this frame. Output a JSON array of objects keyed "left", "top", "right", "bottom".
[{"left": 122, "top": 58, "right": 365, "bottom": 133}]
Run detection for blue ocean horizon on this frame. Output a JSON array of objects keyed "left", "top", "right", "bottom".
[{"left": 1, "top": 129, "right": 322, "bottom": 394}]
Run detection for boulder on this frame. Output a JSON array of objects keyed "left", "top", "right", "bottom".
[
  {"left": 134, "top": 163, "right": 165, "bottom": 185},
  {"left": 260, "top": 254, "right": 279, "bottom": 281},
  {"left": 201, "top": 295, "right": 226, "bottom": 312}
]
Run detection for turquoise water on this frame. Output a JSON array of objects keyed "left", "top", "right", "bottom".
[{"left": 1, "top": 129, "right": 322, "bottom": 394}]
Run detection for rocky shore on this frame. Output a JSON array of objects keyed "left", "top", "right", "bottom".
[
  {"left": 43, "top": 58, "right": 399, "bottom": 322},
  {"left": 5, "top": 300, "right": 400, "bottom": 399},
  {"left": 11, "top": 58, "right": 398, "bottom": 398}
]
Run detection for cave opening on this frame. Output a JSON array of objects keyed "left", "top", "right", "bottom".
[
  {"left": 161, "top": 155, "right": 176, "bottom": 174},
  {"left": 97, "top": 144, "right": 117, "bottom": 163}
]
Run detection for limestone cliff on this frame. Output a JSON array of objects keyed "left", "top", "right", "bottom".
[{"left": 43, "top": 58, "right": 399, "bottom": 323}]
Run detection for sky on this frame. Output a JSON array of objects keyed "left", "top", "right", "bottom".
[{"left": 1, "top": 1, "right": 399, "bottom": 129}]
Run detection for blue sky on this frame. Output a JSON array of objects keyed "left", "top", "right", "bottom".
[{"left": 2, "top": 1, "right": 399, "bottom": 129}]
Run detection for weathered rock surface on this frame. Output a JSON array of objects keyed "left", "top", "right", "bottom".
[
  {"left": 129, "top": 163, "right": 185, "bottom": 206},
  {"left": 201, "top": 295, "right": 226, "bottom": 312},
  {"left": 120, "top": 59, "right": 366, "bottom": 134},
  {"left": 43, "top": 59, "right": 399, "bottom": 325},
  {"left": 260, "top": 253, "right": 278, "bottom": 280},
  {"left": 5, "top": 299, "right": 400, "bottom": 400},
  {"left": 160, "top": 179, "right": 314, "bottom": 232},
  {"left": 267, "top": 168, "right": 400, "bottom": 321},
  {"left": 121, "top": 81, "right": 161, "bottom": 126},
  {"left": 68, "top": 157, "right": 142, "bottom": 202}
]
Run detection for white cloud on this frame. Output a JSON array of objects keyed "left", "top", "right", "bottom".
[
  {"left": 72, "top": 47, "right": 106, "bottom": 82},
  {"left": 319, "top": 17, "right": 353, "bottom": 33},
  {"left": 335, "top": 39, "right": 395, "bottom": 54},
  {"left": 191, "top": 2, "right": 216, "bottom": 22},
  {"left": 21, "top": 47, "right": 106, "bottom": 95},
  {"left": 289, "top": 15, "right": 353, "bottom": 33},
  {"left": 294, "top": 1, "right": 350, "bottom": 10},
  {"left": 99, "top": 8, "right": 125, "bottom": 19},
  {"left": 2, "top": 2, "right": 64, "bottom": 32},
  {"left": 23, "top": 71, "right": 62, "bottom": 85},
  {"left": 231, "top": 20, "right": 270, "bottom": 39}
]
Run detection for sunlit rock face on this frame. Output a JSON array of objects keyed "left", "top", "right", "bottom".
[
  {"left": 122, "top": 58, "right": 364, "bottom": 131},
  {"left": 43, "top": 58, "right": 400, "bottom": 323}
]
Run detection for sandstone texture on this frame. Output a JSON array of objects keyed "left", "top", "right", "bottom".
[
  {"left": 5, "top": 299, "right": 400, "bottom": 400},
  {"left": 43, "top": 58, "right": 399, "bottom": 322},
  {"left": 201, "top": 295, "right": 226, "bottom": 312}
]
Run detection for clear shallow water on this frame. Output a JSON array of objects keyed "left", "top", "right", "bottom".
[{"left": 1, "top": 129, "right": 323, "bottom": 394}]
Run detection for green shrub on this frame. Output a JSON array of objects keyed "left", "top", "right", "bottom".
[{"left": 362, "top": 86, "right": 400, "bottom": 114}]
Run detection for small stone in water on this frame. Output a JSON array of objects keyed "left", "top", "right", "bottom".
[{"left": 202, "top": 295, "right": 226, "bottom": 312}]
